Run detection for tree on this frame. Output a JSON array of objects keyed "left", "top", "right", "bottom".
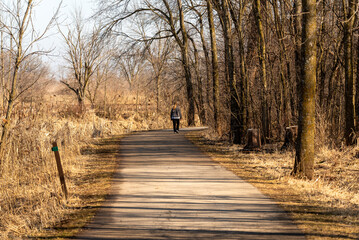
[
  {"left": 0, "top": 0, "right": 59, "bottom": 159},
  {"left": 271, "top": 0, "right": 291, "bottom": 131},
  {"left": 342, "top": 0, "right": 357, "bottom": 145},
  {"left": 292, "top": 0, "right": 317, "bottom": 179},
  {"left": 188, "top": 34, "right": 207, "bottom": 125},
  {"left": 229, "top": 0, "right": 249, "bottom": 143},
  {"left": 206, "top": 0, "right": 220, "bottom": 132},
  {"left": 143, "top": 27, "right": 172, "bottom": 114},
  {"left": 253, "top": 0, "right": 269, "bottom": 142},
  {"left": 174, "top": 0, "right": 195, "bottom": 126},
  {"left": 86, "top": 56, "right": 113, "bottom": 108},
  {"left": 117, "top": 47, "right": 146, "bottom": 90},
  {"left": 213, "top": 0, "right": 241, "bottom": 143},
  {"left": 117, "top": 45, "right": 147, "bottom": 112},
  {"left": 60, "top": 13, "right": 106, "bottom": 111},
  {"left": 97, "top": 0, "right": 196, "bottom": 126},
  {"left": 187, "top": 1, "right": 209, "bottom": 125}
]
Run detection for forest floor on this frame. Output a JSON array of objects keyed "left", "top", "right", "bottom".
[{"left": 186, "top": 130, "right": 359, "bottom": 240}]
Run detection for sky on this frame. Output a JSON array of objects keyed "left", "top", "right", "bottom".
[{"left": 32, "top": 0, "right": 96, "bottom": 73}]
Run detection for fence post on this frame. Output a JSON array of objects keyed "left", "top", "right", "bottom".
[{"left": 52, "top": 142, "right": 68, "bottom": 199}]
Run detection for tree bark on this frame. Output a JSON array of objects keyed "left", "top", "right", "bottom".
[{"left": 292, "top": 0, "right": 317, "bottom": 180}]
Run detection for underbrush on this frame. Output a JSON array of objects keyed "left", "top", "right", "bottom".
[
  {"left": 0, "top": 103, "right": 168, "bottom": 239},
  {"left": 187, "top": 130, "right": 359, "bottom": 240}
]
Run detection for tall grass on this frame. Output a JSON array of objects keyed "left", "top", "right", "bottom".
[{"left": 0, "top": 100, "right": 168, "bottom": 239}]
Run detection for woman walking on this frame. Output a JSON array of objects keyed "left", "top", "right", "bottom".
[{"left": 170, "top": 103, "right": 182, "bottom": 133}]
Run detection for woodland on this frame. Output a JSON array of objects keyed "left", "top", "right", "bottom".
[{"left": 0, "top": 0, "right": 359, "bottom": 239}]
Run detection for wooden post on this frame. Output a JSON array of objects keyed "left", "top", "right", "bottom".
[{"left": 52, "top": 142, "right": 68, "bottom": 199}]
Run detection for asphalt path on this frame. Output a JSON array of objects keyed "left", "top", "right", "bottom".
[{"left": 76, "top": 128, "right": 305, "bottom": 240}]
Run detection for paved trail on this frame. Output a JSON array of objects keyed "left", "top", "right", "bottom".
[{"left": 76, "top": 129, "right": 305, "bottom": 240}]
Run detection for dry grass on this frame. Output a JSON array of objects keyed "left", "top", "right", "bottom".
[
  {"left": 0, "top": 99, "right": 168, "bottom": 239},
  {"left": 29, "top": 136, "right": 125, "bottom": 239},
  {"left": 187, "top": 130, "right": 359, "bottom": 240}
]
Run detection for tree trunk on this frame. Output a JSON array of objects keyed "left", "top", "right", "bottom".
[
  {"left": 177, "top": 0, "right": 195, "bottom": 126},
  {"left": 77, "top": 94, "right": 85, "bottom": 113},
  {"left": 189, "top": 36, "right": 206, "bottom": 125},
  {"left": 199, "top": 13, "right": 211, "bottom": 123},
  {"left": 254, "top": 0, "right": 269, "bottom": 143},
  {"left": 207, "top": 0, "right": 220, "bottom": 132},
  {"left": 272, "top": 0, "right": 289, "bottom": 133},
  {"left": 343, "top": 0, "right": 356, "bottom": 145},
  {"left": 156, "top": 74, "right": 161, "bottom": 114},
  {"left": 230, "top": 0, "right": 247, "bottom": 144},
  {"left": 356, "top": 32, "right": 359, "bottom": 129},
  {"left": 292, "top": 0, "right": 317, "bottom": 180},
  {"left": 292, "top": 1, "right": 302, "bottom": 122},
  {"left": 0, "top": 60, "right": 20, "bottom": 158},
  {"left": 220, "top": 0, "right": 240, "bottom": 144}
]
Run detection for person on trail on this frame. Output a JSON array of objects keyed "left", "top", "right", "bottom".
[{"left": 170, "top": 103, "right": 181, "bottom": 133}]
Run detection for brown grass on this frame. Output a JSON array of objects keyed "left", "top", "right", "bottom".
[
  {"left": 0, "top": 98, "right": 168, "bottom": 239},
  {"left": 29, "top": 136, "right": 124, "bottom": 239},
  {"left": 186, "top": 130, "right": 359, "bottom": 240}
]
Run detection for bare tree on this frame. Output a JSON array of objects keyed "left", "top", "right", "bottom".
[
  {"left": 117, "top": 47, "right": 146, "bottom": 90},
  {"left": 253, "top": 0, "right": 269, "bottom": 142},
  {"left": 97, "top": 0, "right": 196, "bottom": 126},
  {"left": 342, "top": 0, "right": 357, "bottom": 145},
  {"left": 0, "top": 0, "right": 59, "bottom": 159},
  {"left": 86, "top": 56, "right": 113, "bottom": 108},
  {"left": 206, "top": 0, "right": 220, "bottom": 132},
  {"left": 212, "top": 0, "right": 241, "bottom": 143},
  {"left": 59, "top": 13, "right": 106, "bottom": 111},
  {"left": 143, "top": 30, "right": 173, "bottom": 114},
  {"left": 229, "top": 0, "right": 249, "bottom": 143}
]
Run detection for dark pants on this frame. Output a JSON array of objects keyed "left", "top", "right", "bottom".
[{"left": 172, "top": 119, "right": 180, "bottom": 132}]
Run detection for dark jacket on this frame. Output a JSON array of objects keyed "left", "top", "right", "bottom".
[{"left": 170, "top": 107, "right": 182, "bottom": 120}]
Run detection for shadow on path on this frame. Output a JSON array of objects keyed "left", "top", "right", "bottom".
[{"left": 75, "top": 129, "right": 306, "bottom": 240}]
